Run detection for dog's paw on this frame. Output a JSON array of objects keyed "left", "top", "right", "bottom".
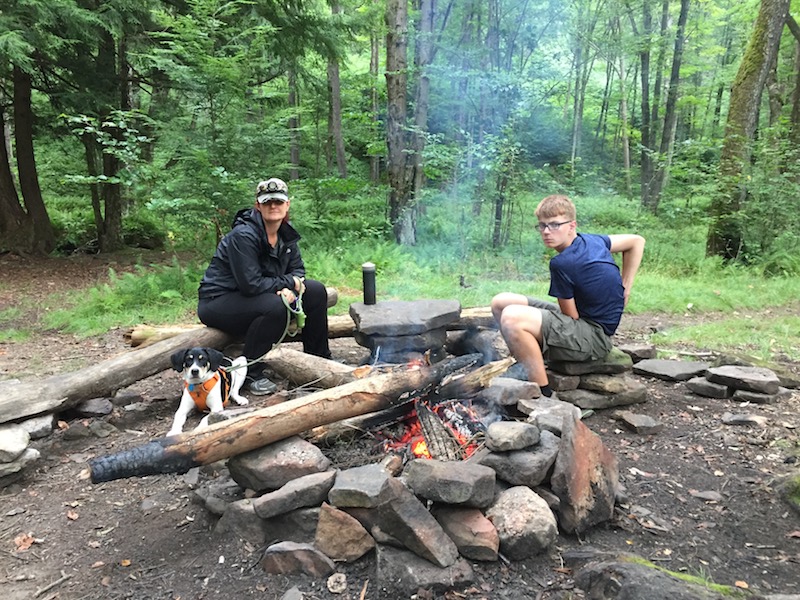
[
  {"left": 231, "top": 395, "right": 249, "bottom": 406},
  {"left": 166, "top": 429, "right": 182, "bottom": 437}
]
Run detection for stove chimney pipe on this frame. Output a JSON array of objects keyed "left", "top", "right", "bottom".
[{"left": 362, "top": 262, "right": 376, "bottom": 305}]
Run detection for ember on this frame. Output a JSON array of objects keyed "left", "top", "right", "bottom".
[{"left": 381, "top": 398, "right": 489, "bottom": 461}]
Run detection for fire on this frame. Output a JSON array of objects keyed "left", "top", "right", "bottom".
[{"left": 381, "top": 400, "right": 484, "bottom": 460}]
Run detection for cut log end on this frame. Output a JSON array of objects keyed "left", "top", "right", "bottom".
[{"left": 89, "top": 439, "right": 198, "bottom": 483}]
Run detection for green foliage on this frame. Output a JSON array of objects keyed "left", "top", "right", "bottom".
[
  {"left": 651, "top": 312, "right": 800, "bottom": 361},
  {"left": 43, "top": 261, "right": 205, "bottom": 336}
]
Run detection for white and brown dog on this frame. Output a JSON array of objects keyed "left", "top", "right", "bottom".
[{"left": 168, "top": 347, "right": 248, "bottom": 436}]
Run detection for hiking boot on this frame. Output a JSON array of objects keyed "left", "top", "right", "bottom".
[{"left": 248, "top": 377, "right": 278, "bottom": 396}]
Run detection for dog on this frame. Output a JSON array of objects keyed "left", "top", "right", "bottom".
[{"left": 168, "top": 347, "right": 248, "bottom": 436}]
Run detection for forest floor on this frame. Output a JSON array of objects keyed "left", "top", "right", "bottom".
[{"left": 1, "top": 251, "right": 799, "bottom": 600}]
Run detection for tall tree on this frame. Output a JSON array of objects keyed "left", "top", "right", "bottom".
[
  {"left": 643, "top": 0, "right": 689, "bottom": 212},
  {"left": 385, "top": 0, "right": 415, "bottom": 244},
  {"left": 707, "top": 0, "right": 790, "bottom": 259}
]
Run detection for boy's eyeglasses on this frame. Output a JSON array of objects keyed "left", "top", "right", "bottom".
[{"left": 536, "top": 221, "right": 572, "bottom": 232}]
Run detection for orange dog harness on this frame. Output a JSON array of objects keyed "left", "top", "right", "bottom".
[{"left": 185, "top": 369, "right": 232, "bottom": 412}]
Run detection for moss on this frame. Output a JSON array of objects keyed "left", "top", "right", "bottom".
[
  {"left": 783, "top": 473, "right": 800, "bottom": 513},
  {"left": 623, "top": 555, "right": 749, "bottom": 597}
]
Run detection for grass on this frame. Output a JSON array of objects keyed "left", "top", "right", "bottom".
[{"left": 10, "top": 191, "right": 800, "bottom": 367}]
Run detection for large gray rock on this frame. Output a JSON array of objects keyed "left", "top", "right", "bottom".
[
  {"left": 485, "top": 421, "right": 540, "bottom": 452},
  {"left": 402, "top": 458, "right": 495, "bottom": 508},
  {"left": 0, "top": 424, "right": 30, "bottom": 463},
  {"left": 339, "top": 476, "right": 459, "bottom": 567},
  {"left": 551, "top": 413, "right": 618, "bottom": 534},
  {"left": 475, "top": 430, "right": 560, "bottom": 487},
  {"left": 706, "top": 365, "right": 781, "bottom": 394},
  {"left": 328, "top": 463, "right": 394, "bottom": 508},
  {"left": 633, "top": 359, "right": 710, "bottom": 382},
  {"left": 252, "top": 470, "right": 336, "bottom": 519},
  {"left": 485, "top": 486, "right": 557, "bottom": 560},
  {"left": 349, "top": 299, "right": 461, "bottom": 336},
  {"left": 227, "top": 436, "right": 331, "bottom": 492},
  {"left": 375, "top": 545, "right": 474, "bottom": 595}
]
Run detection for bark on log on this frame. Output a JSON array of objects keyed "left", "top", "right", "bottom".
[
  {"left": 305, "top": 355, "right": 514, "bottom": 445},
  {"left": 0, "top": 327, "right": 233, "bottom": 425},
  {"left": 123, "top": 307, "right": 495, "bottom": 348},
  {"left": 89, "top": 355, "right": 479, "bottom": 483},
  {"left": 264, "top": 347, "right": 356, "bottom": 388}
]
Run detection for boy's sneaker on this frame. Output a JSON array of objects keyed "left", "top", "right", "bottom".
[{"left": 248, "top": 377, "right": 278, "bottom": 396}]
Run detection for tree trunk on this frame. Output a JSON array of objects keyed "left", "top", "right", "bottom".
[
  {"left": 0, "top": 328, "right": 233, "bottom": 425},
  {"left": 0, "top": 103, "right": 33, "bottom": 254},
  {"left": 385, "top": 0, "right": 416, "bottom": 245},
  {"left": 370, "top": 32, "right": 381, "bottom": 184},
  {"left": 411, "top": 0, "right": 435, "bottom": 201},
  {"left": 12, "top": 66, "right": 55, "bottom": 255},
  {"left": 88, "top": 355, "right": 490, "bottom": 483},
  {"left": 629, "top": 0, "right": 653, "bottom": 203},
  {"left": 327, "top": 0, "right": 347, "bottom": 178},
  {"left": 644, "top": 0, "right": 690, "bottom": 213},
  {"left": 707, "top": 0, "right": 790, "bottom": 259},
  {"left": 96, "top": 31, "right": 125, "bottom": 253},
  {"left": 288, "top": 67, "right": 301, "bottom": 180},
  {"left": 327, "top": 57, "right": 347, "bottom": 177}
]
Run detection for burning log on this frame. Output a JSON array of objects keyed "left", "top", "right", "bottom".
[
  {"left": 89, "top": 355, "right": 484, "bottom": 483},
  {"left": 306, "top": 356, "right": 514, "bottom": 449}
]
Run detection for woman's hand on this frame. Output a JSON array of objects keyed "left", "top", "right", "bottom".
[
  {"left": 278, "top": 288, "right": 297, "bottom": 303},
  {"left": 292, "top": 276, "right": 305, "bottom": 294}
]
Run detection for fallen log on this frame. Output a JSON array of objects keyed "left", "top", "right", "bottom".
[
  {"left": 89, "top": 355, "right": 480, "bottom": 483},
  {"left": 264, "top": 347, "right": 356, "bottom": 388},
  {"left": 0, "top": 327, "right": 232, "bottom": 425},
  {"left": 123, "top": 307, "right": 495, "bottom": 348}
]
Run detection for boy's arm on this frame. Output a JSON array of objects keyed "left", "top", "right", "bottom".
[
  {"left": 557, "top": 297, "right": 579, "bottom": 319},
  {"left": 608, "top": 234, "right": 645, "bottom": 306}
]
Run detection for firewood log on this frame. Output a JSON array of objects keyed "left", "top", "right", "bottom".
[
  {"left": 122, "top": 307, "right": 495, "bottom": 348},
  {"left": 264, "top": 347, "right": 356, "bottom": 388},
  {"left": 88, "top": 355, "right": 480, "bottom": 483}
]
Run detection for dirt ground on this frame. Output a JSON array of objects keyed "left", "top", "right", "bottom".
[{"left": 1, "top": 252, "right": 799, "bottom": 600}]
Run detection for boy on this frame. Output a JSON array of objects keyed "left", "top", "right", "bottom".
[{"left": 491, "top": 195, "right": 645, "bottom": 398}]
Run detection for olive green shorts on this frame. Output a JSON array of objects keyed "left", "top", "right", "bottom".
[{"left": 538, "top": 309, "right": 612, "bottom": 363}]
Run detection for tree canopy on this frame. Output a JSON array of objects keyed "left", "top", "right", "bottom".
[{"left": 1, "top": 0, "right": 798, "bottom": 272}]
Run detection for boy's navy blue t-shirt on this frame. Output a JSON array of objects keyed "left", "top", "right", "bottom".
[{"left": 548, "top": 233, "right": 624, "bottom": 336}]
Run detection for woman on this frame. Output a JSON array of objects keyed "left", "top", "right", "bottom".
[{"left": 197, "top": 178, "right": 331, "bottom": 394}]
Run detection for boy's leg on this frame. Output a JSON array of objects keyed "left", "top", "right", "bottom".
[
  {"left": 491, "top": 292, "right": 530, "bottom": 323},
  {"left": 497, "top": 304, "right": 549, "bottom": 388}
]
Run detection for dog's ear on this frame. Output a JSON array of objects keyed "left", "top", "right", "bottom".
[
  {"left": 206, "top": 348, "right": 225, "bottom": 372},
  {"left": 170, "top": 349, "right": 188, "bottom": 372}
]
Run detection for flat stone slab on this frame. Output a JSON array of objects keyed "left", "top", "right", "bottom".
[
  {"left": 350, "top": 300, "right": 461, "bottom": 336},
  {"left": 632, "top": 359, "right": 710, "bottom": 382},
  {"left": 706, "top": 365, "right": 781, "bottom": 394}
]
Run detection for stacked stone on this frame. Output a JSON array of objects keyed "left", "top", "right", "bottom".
[
  {"left": 0, "top": 416, "right": 51, "bottom": 485},
  {"left": 349, "top": 300, "right": 461, "bottom": 364},
  {"left": 0, "top": 396, "right": 121, "bottom": 488},
  {"left": 685, "top": 365, "right": 792, "bottom": 403},
  {"left": 196, "top": 412, "right": 619, "bottom": 594},
  {"left": 547, "top": 347, "right": 649, "bottom": 410}
]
